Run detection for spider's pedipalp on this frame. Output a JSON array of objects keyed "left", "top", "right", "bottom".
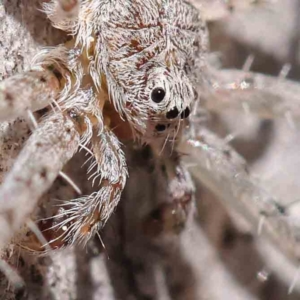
[
  {"left": 0, "top": 112, "right": 80, "bottom": 251},
  {"left": 0, "top": 69, "right": 61, "bottom": 122},
  {"left": 22, "top": 127, "right": 127, "bottom": 251},
  {"left": 59, "top": 128, "right": 127, "bottom": 247}
]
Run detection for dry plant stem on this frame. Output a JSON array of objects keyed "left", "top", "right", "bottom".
[
  {"left": 0, "top": 112, "right": 80, "bottom": 250},
  {"left": 204, "top": 69, "right": 300, "bottom": 121},
  {"left": 0, "top": 70, "right": 60, "bottom": 122},
  {"left": 180, "top": 128, "right": 300, "bottom": 262}
]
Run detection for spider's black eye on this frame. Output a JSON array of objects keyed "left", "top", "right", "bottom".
[
  {"left": 151, "top": 87, "right": 166, "bottom": 103},
  {"left": 155, "top": 124, "right": 166, "bottom": 132},
  {"left": 166, "top": 107, "right": 179, "bottom": 119},
  {"left": 180, "top": 107, "right": 190, "bottom": 119}
]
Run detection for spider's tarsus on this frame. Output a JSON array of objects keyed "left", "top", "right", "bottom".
[
  {"left": 0, "top": 70, "right": 60, "bottom": 122},
  {"left": 0, "top": 112, "right": 80, "bottom": 250}
]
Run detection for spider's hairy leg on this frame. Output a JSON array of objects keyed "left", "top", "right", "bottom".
[
  {"left": 0, "top": 119, "right": 32, "bottom": 184},
  {"left": 104, "top": 143, "right": 198, "bottom": 300},
  {"left": 58, "top": 0, "right": 79, "bottom": 12},
  {"left": 204, "top": 69, "right": 300, "bottom": 122},
  {"left": 142, "top": 142, "right": 195, "bottom": 238},
  {"left": 42, "top": 0, "right": 80, "bottom": 30},
  {"left": 24, "top": 126, "right": 127, "bottom": 251},
  {"left": 0, "top": 69, "right": 61, "bottom": 122},
  {"left": 181, "top": 127, "right": 300, "bottom": 261},
  {"left": 0, "top": 111, "right": 81, "bottom": 251}
]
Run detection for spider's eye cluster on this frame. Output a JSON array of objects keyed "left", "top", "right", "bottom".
[
  {"left": 150, "top": 85, "right": 191, "bottom": 133},
  {"left": 151, "top": 87, "right": 166, "bottom": 103}
]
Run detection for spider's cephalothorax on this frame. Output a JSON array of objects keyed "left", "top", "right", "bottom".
[
  {"left": 0, "top": 0, "right": 207, "bottom": 252},
  {"left": 43, "top": 0, "right": 208, "bottom": 141}
]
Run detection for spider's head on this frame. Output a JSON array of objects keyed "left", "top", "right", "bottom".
[
  {"left": 110, "top": 63, "right": 198, "bottom": 142},
  {"left": 140, "top": 66, "right": 197, "bottom": 140}
]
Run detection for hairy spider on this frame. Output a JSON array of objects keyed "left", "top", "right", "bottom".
[
  {"left": 2, "top": 0, "right": 300, "bottom": 296},
  {"left": 0, "top": 0, "right": 207, "bottom": 252}
]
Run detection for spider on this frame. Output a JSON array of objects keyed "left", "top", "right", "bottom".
[
  {"left": 0, "top": 0, "right": 206, "bottom": 252},
  {"left": 1, "top": 0, "right": 300, "bottom": 297}
]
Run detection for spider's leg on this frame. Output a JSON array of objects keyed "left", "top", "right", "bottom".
[
  {"left": 0, "top": 259, "right": 24, "bottom": 292},
  {"left": 141, "top": 144, "right": 199, "bottom": 299},
  {"left": 142, "top": 142, "right": 195, "bottom": 237},
  {"left": 181, "top": 127, "right": 300, "bottom": 261},
  {"left": 0, "top": 111, "right": 81, "bottom": 250},
  {"left": 102, "top": 143, "right": 198, "bottom": 299},
  {"left": 26, "top": 126, "right": 127, "bottom": 251},
  {"left": 0, "top": 69, "right": 61, "bottom": 122},
  {"left": 204, "top": 69, "right": 300, "bottom": 122},
  {"left": 42, "top": 0, "right": 80, "bottom": 31},
  {"left": 58, "top": 0, "right": 80, "bottom": 13},
  {"left": 0, "top": 119, "right": 32, "bottom": 184}
]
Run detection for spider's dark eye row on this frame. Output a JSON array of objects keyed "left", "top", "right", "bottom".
[
  {"left": 166, "top": 107, "right": 179, "bottom": 119},
  {"left": 151, "top": 87, "right": 166, "bottom": 103},
  {"left": 180, "top": 107, "right": 190, "bottom": 119},
  {"left": 166, "top": 106, "right": 190, "bottom": 120}
]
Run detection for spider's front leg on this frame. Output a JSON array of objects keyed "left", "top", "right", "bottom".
[
  {"left": 0, "top": 68, "right": 61, "bottom": 122},
  {"left": 0, "top": 111, "right": 81, "bottom": 251},
  {"left": 21, "top": 122, "right": 127, "bottom": 251}
]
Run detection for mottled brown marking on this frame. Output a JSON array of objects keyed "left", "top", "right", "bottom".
[
  {"left": 40, "top": 76, "right": 47, "bottom": 83},
  {"left": 5, "top": 92, "right": 14, "bottom": 106},
  {"left": 39, "top": 167, "right": 48, "bottom": 180}
]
